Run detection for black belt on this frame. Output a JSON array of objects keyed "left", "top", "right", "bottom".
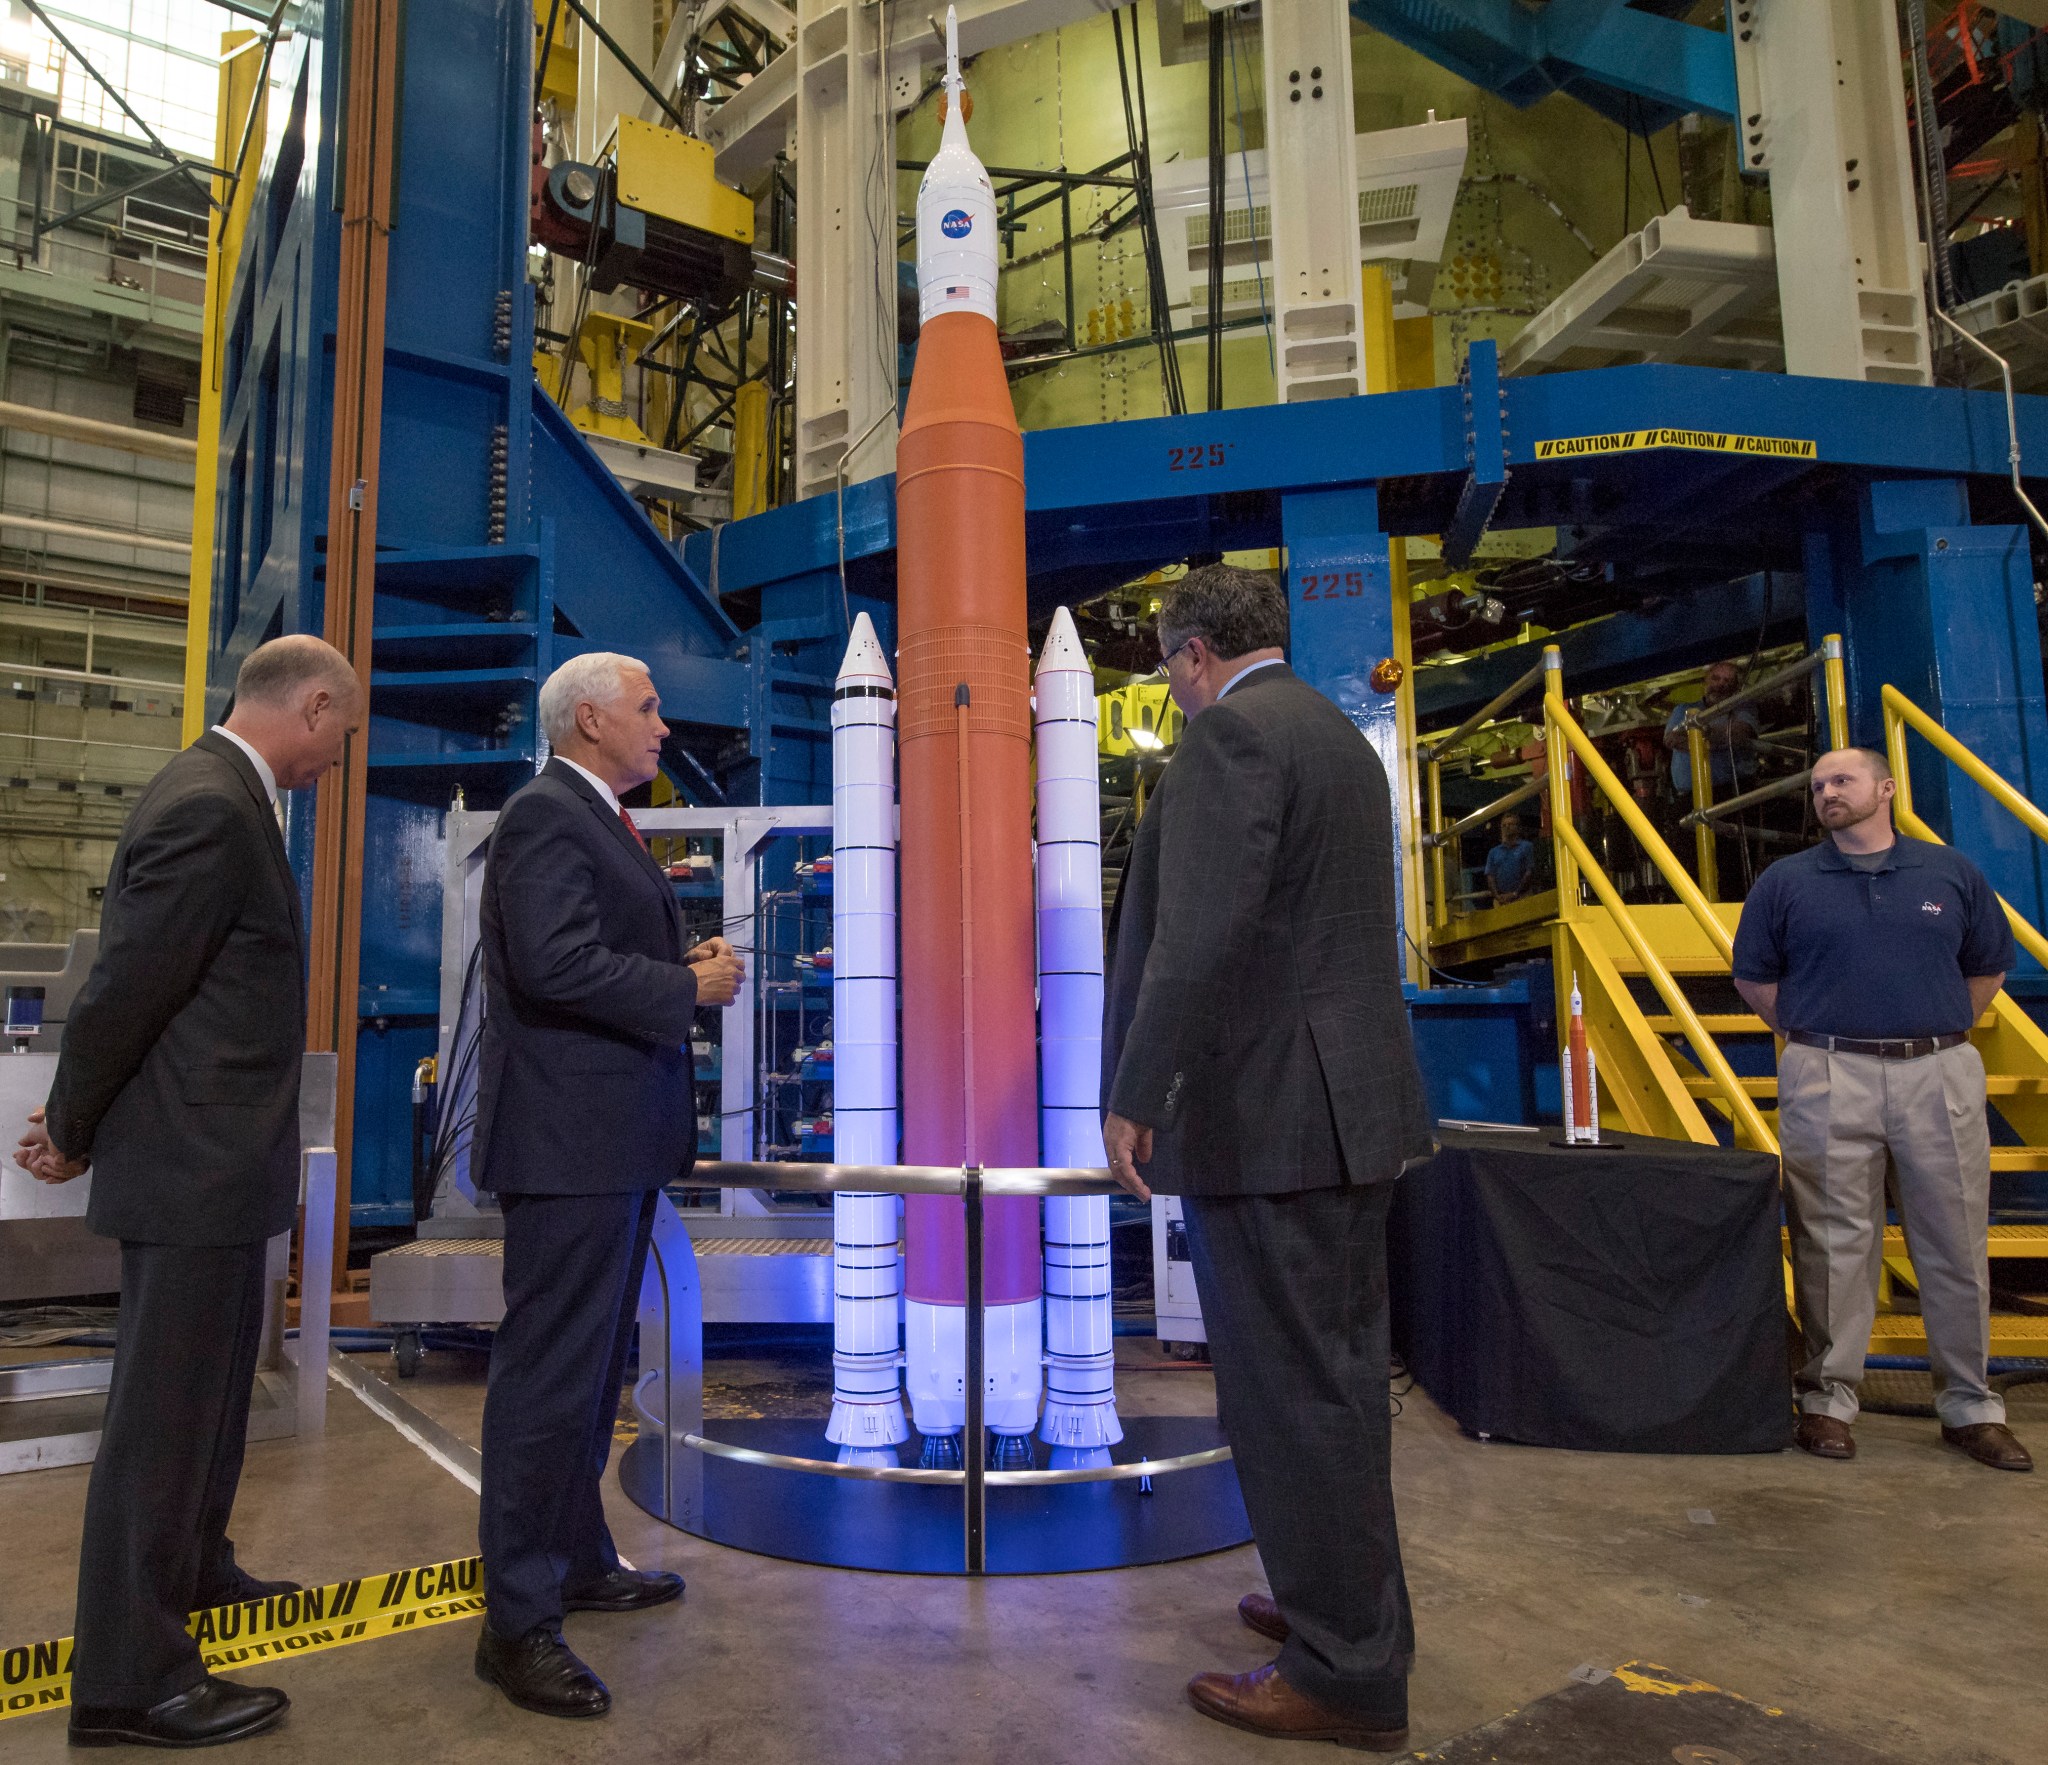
[{"left": 1786, "top": 1030, "right": 1970, "bottom": 1061}]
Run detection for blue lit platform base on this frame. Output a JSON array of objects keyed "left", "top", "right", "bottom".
[{"left": 622, "top": 1198, "right": 1250, "bottom": 1574}]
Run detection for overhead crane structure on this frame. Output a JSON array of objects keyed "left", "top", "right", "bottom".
[{"left": 195, "top": 0, "right": 2048, "bottom": 1286}]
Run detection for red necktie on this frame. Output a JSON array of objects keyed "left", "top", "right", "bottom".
[{"left": 619, "top": 806, "right": 646, "bottom": 847}]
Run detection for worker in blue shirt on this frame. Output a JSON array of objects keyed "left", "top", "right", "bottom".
[
  {"left": 1665, "top": 660, "right": 1759, "bottom": 799},
  {"left": 1732, "top": 748, "right": 2028, "bottom": 1473},
  {"left": 1483, "top": 812, "right": 1536, "bottom": 905}
]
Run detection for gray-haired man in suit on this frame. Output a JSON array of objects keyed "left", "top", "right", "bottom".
[{"left": 1103, "top": 566, "right": 1433, "bottom": 1753}]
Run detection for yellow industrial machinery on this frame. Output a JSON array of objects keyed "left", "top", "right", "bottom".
[
  {"left": 1098, "top": 681, "right": 1182, "bottom": 759},
  {"left": 534, "top": 115, "right": 782, "bottom": 312},
  {"left": 559, "top": 310, "right": 656, "bottom": 442}
]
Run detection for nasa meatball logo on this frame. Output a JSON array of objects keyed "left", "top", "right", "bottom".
[{"left": 941, "top": 209, "right": 973, "bottom": 238}]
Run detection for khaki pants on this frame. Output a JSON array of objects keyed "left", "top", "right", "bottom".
[{"left": 1777, "top": 1040, "right": 2003, "bottom": 1429}]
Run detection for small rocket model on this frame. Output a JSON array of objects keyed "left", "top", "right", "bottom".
[
  {"left": 1035, "top": 608, "right": 1123, "bottom": 1466},
  {"left": 826, "top": 613, "right": 908, "bottom": 1465},
  {"left": 897, "top": 7, "right": 1042, "bottom": 1469},
  {"left": 1561, "top": 973, "right": 1601, "bottom": 1144}
]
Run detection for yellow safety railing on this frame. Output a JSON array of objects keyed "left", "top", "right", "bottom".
[
  {"left": 1542, "top": 647, "right": 1777, "bottom": 1152},
  {"left": 1417, "top": 656, "right": 1549, "bottom": 931},
  {"left": 1882, "top": 684, "right": 2048, "bottom": 972}
]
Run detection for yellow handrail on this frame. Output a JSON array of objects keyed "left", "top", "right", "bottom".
[
  {"left": 1882, "top": 683, "right": 2048, "bottom": 973},
  {"left": 1882, "top": 684, "right": 2048, "bottom": 846},
  {"left": 1542, "top": 649, "right": 1735, "bottom": 966},
  {"left": 1687, "top": 724, "right": 1719, "bottom": 901},
  {"left": 1554, "top": 819, "right": 1778, "bottom": 1152}
]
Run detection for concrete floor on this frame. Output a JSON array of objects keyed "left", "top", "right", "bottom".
[{"left": 1, "top": 1345, "right": 2043, "bottom": 1764}]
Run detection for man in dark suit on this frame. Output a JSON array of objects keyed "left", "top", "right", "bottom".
[
  {"left": 471, "top": 651, "right": 742, "bottom": 1719},
  {"left": 14, "top": 635, "right": 361, "bottom": 1749},
  {"left": 1102, "top": 566, "right": 1433, "bottom": 1752}
]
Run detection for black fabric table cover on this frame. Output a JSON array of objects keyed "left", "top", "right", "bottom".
[{"left": 1389, "top": 1129, "right": 1790, "bottom": 1453}]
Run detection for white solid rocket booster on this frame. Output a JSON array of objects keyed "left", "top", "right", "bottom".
[
  {"left": 826, "top": 613, "right": 909, "bottom": 1463},
  {"left": 1034, "top": 607, "right": 1123, "bottom": 1465}
]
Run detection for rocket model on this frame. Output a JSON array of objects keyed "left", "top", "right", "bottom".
[
  {"left": 1561, "top": 973, "right": 1601, "bottom": 1144},
  {"left": 818, "top": 13, "right": 1123, "bottom": 1470},
  {"left": 1035, "top": 608, "right": 1123, "bottom": 1466},
  {"left": 826, "top": 613, "right": 909, "bottom": 1465},
  {"left": 897, "top": 8, "right": 1042, "bottom": 1469}
]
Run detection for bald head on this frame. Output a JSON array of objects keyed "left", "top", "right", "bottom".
[
  {"left": 234, "top": 634, "right": 359, "bottom": 709},
  {"left": 223, "top": 635, "right": 363, "bottom": 791}
]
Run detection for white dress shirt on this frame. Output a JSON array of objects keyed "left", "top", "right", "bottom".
[
  {"left": 555, "top": 754, "right": 621, "bottom": 814},
  {"left": 1216, "top": 656, "right": 1285, "bottom": 700},
  {"left": 211, "top": 725, "right": 278, "bottom": 807}
]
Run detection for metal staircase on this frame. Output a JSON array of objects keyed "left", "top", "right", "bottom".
[{"left": 1421, "top": 643, "right": 2048, "bottom": 1358}]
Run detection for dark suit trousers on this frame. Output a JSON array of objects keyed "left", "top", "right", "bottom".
[
  {"left": 480, "top": 1188, "right": 657, "bottom": 1637},
  {"left": 1181, "top": 1182, "right": 1413, "bottom": 1725},
  {"left": 72, "top": 1239, "right": 269, "bottom": 1707}
]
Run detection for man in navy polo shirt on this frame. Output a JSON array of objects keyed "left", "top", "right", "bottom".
[{"left": 1733, "top": 748, "right": 2029, "bottom": 1472}]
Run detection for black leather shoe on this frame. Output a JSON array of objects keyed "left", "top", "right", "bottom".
[
  {"left": 195, "top": 1571, "right": 304, "bottom": 1608},
  {"left": 474, "top": 1624, "right": 610, "bottom": 1719},
  {"left": 562, "top": 1568, "right": 685, "bottom": 1614},
  {"left": 70, "top": 1677, "right": 288, "bottom": 1748}
]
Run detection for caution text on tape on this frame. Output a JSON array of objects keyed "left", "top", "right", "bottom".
[
  {"left": 0, "top": 1555, "right": 486, "bottom": 1719},
  {"left": 1532, "top": 428, "right": 1817, "bottom": 462}
]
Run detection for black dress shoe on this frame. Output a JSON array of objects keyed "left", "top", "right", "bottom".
[
  {"left": 474, "top": 1624, "right": 610, "bottom": 1719},
  {"left": 70, "top": 1676, "right": 289, "bottom": 1748},
  {"left": 195, "top": 1571, "right": 304, "bottom": 1608},
  {"left": 562, "top": 1567, "right": 684, "bottom": 1613}
]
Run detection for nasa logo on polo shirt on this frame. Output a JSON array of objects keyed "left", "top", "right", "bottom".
[{"left": 1923, "top": 901, "right": 1943, "bottom": 915}]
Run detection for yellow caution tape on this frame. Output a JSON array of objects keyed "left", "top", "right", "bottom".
[
  {"left": 1532, "top": 428, "right": 1817, "bottom": 462},
  {"left": 0, "top": 1555, "right": 485, "bottom": 1721}
]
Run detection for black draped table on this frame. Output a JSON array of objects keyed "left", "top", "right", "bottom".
[{"left": 1389, "top": 1128, "right": 1791, "bottom": 1453}]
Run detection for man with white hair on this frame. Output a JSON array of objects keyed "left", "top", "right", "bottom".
[
  {"left": 15, "top": 633, "right": 361, "bottom": 1748},
  {"left": 469, "top": 652, "right": 743, "bottom": 1718}
]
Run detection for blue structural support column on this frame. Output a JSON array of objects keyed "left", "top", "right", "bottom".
[
  {"left": 1281, "top": 487, "right": 1411, "bottom": 946},
  {"left": 1805, "top": 477, "right": 2048, "bottom": 941}
]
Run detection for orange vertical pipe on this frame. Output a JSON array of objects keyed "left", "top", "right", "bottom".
[{"left": 309, "top": 0, "right": 401, "bottom": 1288}]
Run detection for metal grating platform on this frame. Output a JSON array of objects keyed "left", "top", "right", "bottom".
[{"left": 1502, "top": 206, "right": 1782, "bottom": 376}]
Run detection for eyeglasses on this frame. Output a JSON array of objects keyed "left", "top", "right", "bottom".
[{"left": 1157, "top": 637, "right": 1197, "bottom": 676}]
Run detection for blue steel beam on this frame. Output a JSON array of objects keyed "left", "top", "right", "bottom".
[
  {"left": 689, "top": 367, "right": 2048, "bottom": 601},
  {"left": 1351, "top": 0, "right": 1735, "bottom": 128},
  {"left": 1442, "top": 338, "right": 1508, "bottom": 569},
  {"left": 1414, "top": 572, "right": 1806, "bottom": 728}
]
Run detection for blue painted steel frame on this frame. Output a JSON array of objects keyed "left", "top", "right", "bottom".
[
  {"left": 211, "top": 0, "right": 2048, "bottom": 1218},
  {"left": 692, "top": 359, "right": 2048, "bottom": 942},
  {"left": 209, "top": 0, "right": 751, "bottom": 1222},
  {"left": 1350, "top": 0, "right": 1737, "bottom": 129}
]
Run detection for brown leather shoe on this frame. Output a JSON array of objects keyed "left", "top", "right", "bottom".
[
  {"left": 1186, "top": 1662, "right": 1407, "bottom": 1751},
  {"left": 1794, "top": 1413, "right": 1856, "bottom": 1460},
  {"left": 1239, "top": 1592, "right": 1291, "bottom": 1644},
  {"left": 1942, "top": 1422, "right": 2034, "bottom": 1472}
]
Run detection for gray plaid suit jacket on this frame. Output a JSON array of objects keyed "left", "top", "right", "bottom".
[{"left": 1102, "top": 663, "right": 1432, "bottom": 1196}]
